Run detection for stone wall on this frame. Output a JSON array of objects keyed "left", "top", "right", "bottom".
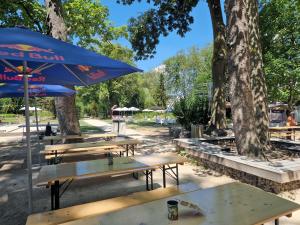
[{"left": 189, "top": 155, "right": 300, "bottom": 194}]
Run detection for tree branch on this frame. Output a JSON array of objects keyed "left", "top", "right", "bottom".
[{"left": 17, "top": 2, "right": 44, "bottom": 33}]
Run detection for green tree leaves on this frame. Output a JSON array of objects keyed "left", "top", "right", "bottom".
[{"left": 260, "top": 0, "right": 300, "bottom": 107}]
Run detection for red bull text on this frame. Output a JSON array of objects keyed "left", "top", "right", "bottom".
[
  {"left": 0, "top": 74, "right": 46, "bottom": 82},
  {"left": 0, "top": 44, "right": 64, "bottom": 61}
]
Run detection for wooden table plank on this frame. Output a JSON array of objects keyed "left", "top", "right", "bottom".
[
  {"left": 43, "top": 133, "right": 117, "bottom": 141},
  {"left": 60, "top": 182, "right": 300, "bottom": 225},
  {"left": 37, "top": 153, "right": 187, "bottom": 185},
  {"left": 26, "top": 183, "right": 200, "bottom": 225},
  {"left": 44, "top": 139, "right": 142, "bottom": 152},
  {"left": 44, "top": 146, "right": 123, "bottom": 160}
]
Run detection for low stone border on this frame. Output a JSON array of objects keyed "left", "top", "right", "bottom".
[
  {"left": 175, "top": 138, "right": 300, "bottom": 193},
  {"left": 194, "top": 156, "right": 300, "bottom": 194}
]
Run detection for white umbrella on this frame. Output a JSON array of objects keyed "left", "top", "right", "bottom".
[
  {"left": 121, "top": 107, "right": 130, "bottom": 112},
  {"left": 129, "top": 107, "right": 140, "bottom": 111},
  {"left": 155, "top": 109, "right": 166, "bottom": 113},
  {"left": 113, "top": 107, "right": 123, "bottom": 111},
  {"left": 20, "top": 106, "right": 42, "bottom": 111},
  {"left": 142, "top": 109, "right": 154, "bottom": 112}
]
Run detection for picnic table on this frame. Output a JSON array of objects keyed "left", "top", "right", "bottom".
[
  {"left": 269, "top": 126, "right": 300, "bottom": 141},
  {"left": 58, "top": 182, "right": 300, "bottom": 225},
  {"left": 43, "top": 133, "right": 117, "bottom": 145},
  {"left": 36, "top": 153, "right": 187, "bottom": 210},
  {"left": 42, "top": 139, "right": 142, "bottom": 164},
  {"left": 42, "top": 145, "right": 123, "bottom": 164},
  {"left": 26, "top": 182, "right": 200, "bottom": 225}
]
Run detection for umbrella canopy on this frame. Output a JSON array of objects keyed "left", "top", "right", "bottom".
[
  {"left": 113, "top": 107, "right": 123, "bottom": 111},
  {"left": 20, "top": 106, "right": 41, "bottom": 111},
  {"left": 121, "top": 107, "right": 130, "bottom": 111},
  {"left": 142, "top": 109, "right": 154, "bottom": 112},
  {"left": 0, "top": 27, "right": 142, "bottom": 213},
  {"left": 0, "top": 84, "right": 75, "bottom": 98},
  {"left": 129, "top": 107, "right": 140, "bottom": 111},
  {"left": 0, "top": 27, "right": 142, "bottom": 85}
]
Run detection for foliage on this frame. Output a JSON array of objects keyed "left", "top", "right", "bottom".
[
  {"left": 164, "top": 45, "right": 212, "bottom": 98},
  {"left": 154, "top": 73, "right": 168, "bottom": 108},
  {"left": 166, "top": 45, "right": 212, "bottom": 129},
  {"left": 117, "top": 0, "right": 198, "bottom": 60},
  {"left": 260, "top": 0, "right": 300, "bottom": 107},
  {"left": 173, "top": 94, "right": 209, "bottom": 130}
]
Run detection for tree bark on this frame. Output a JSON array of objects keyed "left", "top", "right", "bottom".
[
  {"left": 247, "top": 0, "right": 269, "bottom": 146},
  {"left": 207, "top": 0, "right": 227, "bottom": 130},
  {"left": 45, "top": 0, "right": 81, "bottom": 137},
  {"left": 225, "top": 0, "right": 265, "bottom": 158}
]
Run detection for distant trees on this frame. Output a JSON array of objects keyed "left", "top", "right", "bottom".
[
  {"left": 260, "top": 0, "right": 300, "bottom": 109},
  {"left": 164, "top": 46, "right": 212, "bottom": 129}
]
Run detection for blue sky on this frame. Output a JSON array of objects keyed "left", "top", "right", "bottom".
[{"left": 101, "top": 1, "right": 215, "bottom": 72}]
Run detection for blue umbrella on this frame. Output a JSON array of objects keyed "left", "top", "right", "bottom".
[
  {"left": 0, "top": 83, "right": 75, "bottom": 168},
  {"left": 0, "top": 83, "right": 75, "bottom": 98},
  {"left": 0, "top": 27, "right": 142, "bottom": 212}
]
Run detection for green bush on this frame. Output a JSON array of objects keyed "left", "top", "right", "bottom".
[{"left": 173, "top": 95, "right": 209, "bottom": 130}]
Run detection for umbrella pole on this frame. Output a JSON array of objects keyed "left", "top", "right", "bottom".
[
  {"left": 23, "top": 62, "right": 33, "bottom": 213},
  {"left": 34, "top": 98, "right": 41, "bottom": 166}
]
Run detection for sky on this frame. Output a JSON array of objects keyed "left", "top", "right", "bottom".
[{"left": 101, "top": 1, "right": 216, "bottom": 72}]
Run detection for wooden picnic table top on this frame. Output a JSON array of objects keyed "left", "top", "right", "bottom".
[
  {"left": 43, "top": 145, "right": 123, "bottom": 160},
  {"left": 44, "top": 139, "right": 142, "bottom": 152},
  {"left": 60, "top": 182, "right": 300, "bottom": 225},
  {"left": 269, "top": 126, "right": 300, "bottom": 131},
  {"left": 26, "top": 183, "right": 200, "bottom": 225},
  {"left": 43, "top": 133, "right": 117, "bottom": 141},
  {"left": 36, "top": 153, "right": 186, "bottom": 185},
  {"left": 41, "top": 145, "right": 121, "bottom": 155}
]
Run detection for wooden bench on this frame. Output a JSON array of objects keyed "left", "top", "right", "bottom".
[
  {"left": 26, "top": 182, "right": 200, "bottom": 225},
  {"left": 44, "top": 139, "right": 142, "bottom": 152},
  {"left": 43, "top": 133, "right": 117, "bottom": 144},
  {"left": 37, "top": 153, "right": 187, "bottom": 210},
  {"left": 42, "top": 145, "right": 124, "bottom": 164}
]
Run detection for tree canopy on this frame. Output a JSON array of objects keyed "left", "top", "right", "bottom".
[{"left": 260, "top": 0, "right": 300, "bottom": 107}]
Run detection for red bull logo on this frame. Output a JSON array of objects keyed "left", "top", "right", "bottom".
[
  {"left": 78, "top": 65, "right": 92, "bottom": 72},
  {"left": 0, "top": 44, "right": 53, "bottom": 53},
  {"left": 87, "top": 69, "right": 106, "bottom": 80},
  {"left": 4, "top": 66, "right": 42, "bottom": 75},
  {"left": 0, "top": 44, "right": 65, "bottom": 62}
]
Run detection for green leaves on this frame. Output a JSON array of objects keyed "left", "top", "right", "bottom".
[
  {"left": 117, "top": 0, "right": 199, "bottom": 60},
  {"left": 260, "top": 0, "right": 300, "bottom": 106}
]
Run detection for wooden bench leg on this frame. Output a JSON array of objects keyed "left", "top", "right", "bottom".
[{"left": 162, "top": 165, "right": 166, "bottom": 188}]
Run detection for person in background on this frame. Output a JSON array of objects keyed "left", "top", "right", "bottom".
[
  {"left": 45, "top": 122, "right": 53, "bottom": 136},
  {"left": 45, "top": 122, "right": 56, "bottom": 144},
  {"left": 286, "top": 111, "right": 297, "bottom": 140},
  {"left": 287, "top": 111, "right": 297, "bottom": 126}
]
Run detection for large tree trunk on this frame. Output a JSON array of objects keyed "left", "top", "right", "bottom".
[
  {"left": 45, "top": 0, "right": 81, "bottom": 137},
  {"left": 207, "top": 0, "right": 227, "bottom": 130},
  {"left": 225, "top": 0, "right": 265, "bottom": 158},
  {"left": 247, "top": 0, "right": 269, "bottom": 146}
]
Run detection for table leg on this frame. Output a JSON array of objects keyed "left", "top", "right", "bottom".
[
  {"left": 54, "top": 180, "right": 60, "bottom": 210},
  {"left": 51, "top": 183, "right": 54, "bottom": 210},
  {"left": 146, "top": 170, "right": 149, "bottom": 190},
  {"left": 151, "top": 170, "right": 153, "bottom": 190},
  {"left": 176, "top": 163, "right": 179, "bottom": 186},
  {"left": 126, "top": 145, "right": 129, "bottom": 157},
  {"left": 162, "top": 165, "right": 166, "bottom": 188}
]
